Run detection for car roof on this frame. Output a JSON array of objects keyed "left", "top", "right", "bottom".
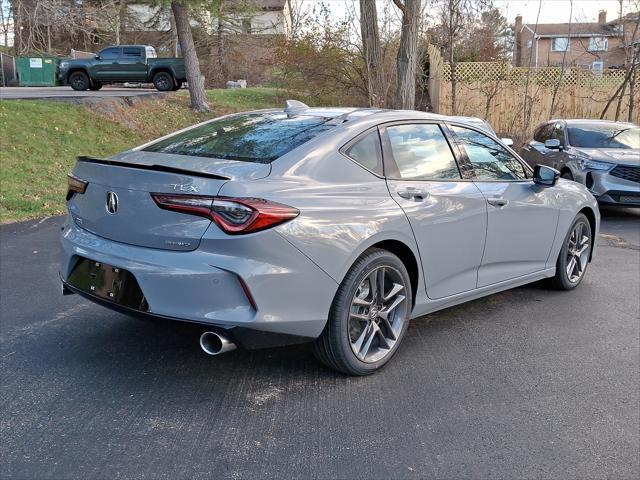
[{"left": 543, "top": 119, "right": 637, "bottom": 127}]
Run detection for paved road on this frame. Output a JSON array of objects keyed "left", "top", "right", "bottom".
[
  {"left": 0, "top": 86, "right": 160, "bottom": 100},
  {"left": 1, "top": 209, "right": 639, "bottom": 479}
]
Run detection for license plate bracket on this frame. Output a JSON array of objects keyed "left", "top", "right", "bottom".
[{"left": 67, "top": 258, "right": 146, "bottom": 310}]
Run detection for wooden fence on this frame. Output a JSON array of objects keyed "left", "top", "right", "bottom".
[{"left": 427, "top": 45, "right": 639, "bottom": 141}]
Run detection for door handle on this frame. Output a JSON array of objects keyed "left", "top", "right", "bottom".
[
  {"left": 397, "top": 188, "right": 429, "bottom": 201},
  {"left": 487, "top": 197, "right": 509, "bottom": 207}
]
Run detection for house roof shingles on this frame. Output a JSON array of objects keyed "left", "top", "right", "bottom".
[{"left": 522, "top": 22, "right": 618, "bottom": 37}]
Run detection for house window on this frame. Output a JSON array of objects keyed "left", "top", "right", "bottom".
[
  {"left": 588, "top": 36, "right": 608, "bottom": 51},
  {"left": 551, "top": 37, "right": 569, "bottom": 51},
  {"left": 592, "top": 61, "right": 604, "bottom": 74}
]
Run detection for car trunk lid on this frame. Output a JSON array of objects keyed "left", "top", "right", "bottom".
[{"left": 68, "top": 152, "right": 271, "bottom": 251}]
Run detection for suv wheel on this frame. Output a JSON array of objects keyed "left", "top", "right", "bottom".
[
  {"left": 69, "top": 72, "right": 89, "bottom": 91},
  {"left": 153, "top": 72, "right": 175, "bottom": 92},
  {"left": 313, "top": 248, "right": 412, "bottom": 375},
  {"left": 89, "top": 82, "right": 103, "bottom": 91},
  {"left": 551, "top": 213, "right": 592, "bottom": 290}
]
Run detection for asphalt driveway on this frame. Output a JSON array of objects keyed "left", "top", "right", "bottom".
[
  {"left": 1, "top": 208, "right": 639, "bottom": 479},
  {"left": 0, "top": 86, "right": 159, "bottom": 100}
]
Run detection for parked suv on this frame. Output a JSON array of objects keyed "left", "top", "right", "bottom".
[
  {"left": 59, "top": 45, "right": 186, "bottom": 92},
  {"left": 522, "top": 120, "right": 640, "bottom": 207}
]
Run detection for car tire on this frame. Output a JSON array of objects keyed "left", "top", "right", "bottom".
[
  {"left": 69, "top": 72, "right": 90, "bottom": 91},
  {"left": 313, "top": 248, "right": 412, "bottom": 376},
  {"left": 172, "top": 80, "right": 183, "bottom": 91},
  {"left": 550, "top": 213, "right": 592, "bottom": 290},
  {"left": 153, "top": 72, "right": 175, "bottom": 92},
  {"left": 89, "top": 82, "right": 103, "bottom": 91},
  {"left": 561, "top": 170, "right": 574, "bottom": 180}
]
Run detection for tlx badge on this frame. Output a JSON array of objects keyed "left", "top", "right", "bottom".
[{"left": 169, "top": 184, "right": 199, "bottom": 193}]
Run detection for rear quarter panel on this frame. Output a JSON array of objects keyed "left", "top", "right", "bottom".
[{"left": 148, "top": 58, "right": 186, "bottom": 80}]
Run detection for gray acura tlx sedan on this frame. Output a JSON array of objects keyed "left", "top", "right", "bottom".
[{"left": 61, "top": 101, "right": 600, "bottom": 375}]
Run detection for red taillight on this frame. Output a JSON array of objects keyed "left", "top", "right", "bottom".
[
  {"left": 150, "top": 194, "right": 299, "bottom": 235},
  {"left": 66, "top": 174, "right": 88, "bottom": 201}
]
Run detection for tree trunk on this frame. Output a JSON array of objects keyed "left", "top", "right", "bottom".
[
  {"left": 171, "top": 1, "right": 210, "bottom": 112},
  {"left": 360, "top": 0, "right": 383, "bottom": 107},
  {"left": 393, "top": 0, "right": 421, "bottom": 109}
]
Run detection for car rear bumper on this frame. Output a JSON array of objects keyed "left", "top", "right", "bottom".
[
  {"left": 60, "top": 217, "right": 338, "bottom": 341},
  {"left": 575, "top": 168, "right": 640, "bottom": 206}
]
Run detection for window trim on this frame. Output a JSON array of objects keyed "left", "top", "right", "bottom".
[
  {"left": 378, "top": 120, "right": 465, "bottom": 182},
  {"left": 446, "top": 122, "right": 534, "bottom": 183},
  {"left": 338, "top": 126, "right": 386, "bottom": 178}
]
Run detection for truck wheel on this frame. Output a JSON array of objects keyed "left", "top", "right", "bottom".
[
  {"left": 153, "top": 72, "right": 175, "bottom": 92},
  {"left": 89, "top": 82, "right": 103, "bottom": 91},
  {"left": 171, "top": 80, "right": 183, "bottom": 91},
  {"left": 69, "top": 72, "right": 90, "bottom": 91}
]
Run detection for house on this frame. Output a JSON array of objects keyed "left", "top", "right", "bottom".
[{"left": 513, "top": 10, "right": 640, "bottom": 71}]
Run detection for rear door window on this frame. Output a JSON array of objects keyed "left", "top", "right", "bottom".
[
  {"left": 123, "top": 47, "right": 143, "bottom": 58},
  {"left": 385, "top": 124, "right": 461, "bottom": 180},
  {"left": 143, "top": 113, "right": 336, "bottom": 163}
]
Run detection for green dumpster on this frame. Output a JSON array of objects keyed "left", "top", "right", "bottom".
[{"left": 16, "top": 56, "right": 60, "bottom": 86}]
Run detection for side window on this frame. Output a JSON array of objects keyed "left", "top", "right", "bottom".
[
  {"left": 534, "top": 124, "right": 553, "bottom": 142},
  {"left": 344, "top": 130, "right": 383, "bottom": 176},
  {"left": 100, "top": 47, "right": 121, "bottom": 60},
  {"left": 450, "top": 125, "right": 528, "bottom": 181},
  {"left": 123, "top": 47, "right": 142, "bottom": 57},
  {"left": 550, "top": 123, "right": 565, "bottom": 144},
  {"left": 385, "top": 124, "right": 460, "bottom": 180}
]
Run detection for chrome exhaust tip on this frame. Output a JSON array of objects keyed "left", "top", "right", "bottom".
[{"left": 199, "top": 331, "right": 237, "bottom": 356}]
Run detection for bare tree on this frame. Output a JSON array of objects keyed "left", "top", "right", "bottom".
[
  {"left": 360, "top": 0, "right": 383, "bottom": 107},
  {"left": 392, "top": 0, "right": 421, "bottom": 109},
  {"left": 171, "top": 1, "right": 209, "bottom": 112}
]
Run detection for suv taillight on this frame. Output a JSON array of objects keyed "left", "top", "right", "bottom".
[{"left": 150, "top": 194, "right": 299, "bottom": 235}]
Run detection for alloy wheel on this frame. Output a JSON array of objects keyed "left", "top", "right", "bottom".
[
  {"left": 566, "top": 221, "right": 590, "bottom": 283},
  {"left": 348, "top": 266, "right": 407, "bottom": 363}
]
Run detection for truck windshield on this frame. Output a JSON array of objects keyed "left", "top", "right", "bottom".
[
  {"left": 568, "top": 125, "right": 640, "bottom": 149},
  {"left": 143, "top": 113, "right": 336, "bottom": 163}
]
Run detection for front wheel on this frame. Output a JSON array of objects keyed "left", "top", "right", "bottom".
[
  {"left": 153, "top": 72, "right": 175, "bottom": 92},
  {"left": 313, "top": 248, "right": 412, "bottom": 375},
  {"left": 68, "top": 71, "right": 90, "bottom": 91},
  {"left": 561, "top": 170, "right": 574, "bottom": 181},
  {"left": 551, "top": 213, "right": 592, "bottom": 290}
]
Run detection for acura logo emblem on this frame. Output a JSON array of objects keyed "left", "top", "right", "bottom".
[{"left": 106, "top": 191, "right": 118, "bottom": 215}]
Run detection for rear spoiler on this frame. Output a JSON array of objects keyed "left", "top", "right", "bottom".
[{"left": 76, "top": 156, "right": 231, "bottom": 181}]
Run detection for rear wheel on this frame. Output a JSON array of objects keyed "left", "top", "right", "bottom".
[
  {"left": 171, "top": 80, "right": 183, "bottom": 91},
  {"left": 153, "top": 72, "right": 175, "bottom": 92},
  {"left": 313, "top": 248, "right": 412, "bottom": 375},
  {"left": 89, "top": 82, "right": 103, "bottom": 91},
  {"left": 69, "top": 71, "right": 90, "bottom": 91},
  {"left": 551, "top": 213, "right": 592, "bottom": 290}
]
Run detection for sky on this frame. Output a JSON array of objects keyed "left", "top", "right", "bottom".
[{"left": 304, "top": 0, "right": 637, "bottom": 25}]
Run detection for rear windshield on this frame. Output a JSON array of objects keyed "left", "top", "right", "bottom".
[
  {"left": 567, "top": 125, "right": 640, "bottom": 149},
  {"left": 143, "top": 113, "right": 335, "bottom": 163}
]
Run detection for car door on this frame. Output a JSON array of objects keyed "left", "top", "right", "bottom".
[
  {"left": 120, "top": 47, "right": 148, "bottom": 81},
  {"left": 381, "top": 122, "right": 487, "bottom": 299},
  {"left": 91, "top": 47, "right": 122, "bottom": 81},
  {"left": 448, "top": 124, "right": 559, "bottom": 287},
  {"left": 521, "top": 122, "right": 554, "bottom": 167}
]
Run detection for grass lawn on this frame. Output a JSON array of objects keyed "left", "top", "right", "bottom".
[{"left": 0, "top": 87, "right": 283, "bottom": 222}]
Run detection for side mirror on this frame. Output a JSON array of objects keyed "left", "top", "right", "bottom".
[
  {"left": 501, "top": 138, "right": 514, "bottom": 147},
  {"left": 94, "top": 54, "right": 101, "bottom": 60},
  {"left": 544, "top": 139, "right": 562, "bottom": 150},
  {"left": 533, "top": 164, "right": 560, "bottom": 186}
]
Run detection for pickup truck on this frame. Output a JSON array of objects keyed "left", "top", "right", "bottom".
[{"left": 58, "top": 45, "right": 187, "bottom": 92}]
